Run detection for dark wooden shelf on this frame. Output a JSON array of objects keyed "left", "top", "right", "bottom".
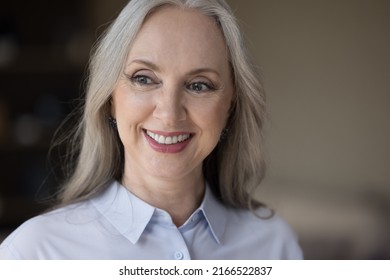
[{"left": 0, "top": 0, "right": 102, "bottom": 231}]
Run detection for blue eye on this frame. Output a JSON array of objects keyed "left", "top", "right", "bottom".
[
  {"left": 187, "top": 82, "right": 214, "bottom": 93},
  {"left": 131, "top": 75, "right": 154, "bottom": 85}
]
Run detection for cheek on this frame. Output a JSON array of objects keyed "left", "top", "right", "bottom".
[
  {"left": 191, "top": 97, "right": 231, "bottom": 135},
  {"left": 112, "top": 90, "right": 156, "bottom": 147},
  {"left": 113, "top": 89, "right": 155, "bottom": 122}
]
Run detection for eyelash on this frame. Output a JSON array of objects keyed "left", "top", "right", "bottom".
[
  {"left": 129, "top": 74, "right": 216, "bottom": 93},
  {"left": 130, "top": 75, "right": 156, "bottom": 85},
  {"left": 186, "top": 81, "right": 215, "bottom": 93}
]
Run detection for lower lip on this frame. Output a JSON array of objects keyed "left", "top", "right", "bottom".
[{"left": 144, "top": 131, "right": 192, "bottom": 153}]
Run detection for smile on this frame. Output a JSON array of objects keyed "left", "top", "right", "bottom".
[
  {"left": 143, "top": 129, "right": 193, "bottom": 153},
  {"left": 145, "top": 130, "right": 192, "bottom": 145}
]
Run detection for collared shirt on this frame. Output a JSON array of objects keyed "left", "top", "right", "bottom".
[{"left": 0, "top": 181, "right": 303, "bottom": 259}]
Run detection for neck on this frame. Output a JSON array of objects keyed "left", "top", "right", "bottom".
[{"left": 121, "top": 169, "right": 205, "bottom": 227}]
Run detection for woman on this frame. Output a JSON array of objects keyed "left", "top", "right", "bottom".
[{"left": 0, "top": 0, "right": 302, "bottom": 259}]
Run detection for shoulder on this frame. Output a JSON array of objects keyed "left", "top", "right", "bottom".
[
  {"left": 239, "top": 208, "right": 296, "bottom": 237},
  {"left": 223, "top": 207, "right": 303, "bottom": 259},
  {"left": 0, "top": 201, "right": 98, "bottom": 259},
  {"left": 0, "top": 181, "right": 130, "bottom": 259},
  {"left": 202, "top": 186, "right": 303, "bottom": 259}
]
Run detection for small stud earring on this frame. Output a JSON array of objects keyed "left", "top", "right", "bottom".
[
  {"left": 108, "top": 117, "right": 117, "bottom": 129},
  {"left": 220, "top": 128, "right": 229, "bottom": 142}
]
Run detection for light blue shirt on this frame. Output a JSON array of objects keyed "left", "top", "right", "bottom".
[{"left": 0, "top": 181, "right": 303, "bottom": 259}]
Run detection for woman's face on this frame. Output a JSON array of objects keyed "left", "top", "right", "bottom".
[{"left": 111, "top": 6, "right": 233, "bottom": 182}]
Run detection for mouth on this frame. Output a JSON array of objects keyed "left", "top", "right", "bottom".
[
  {"left": 143, "top": 129, "right": 194, "bottom": 153},
  {"left": 143, "top": 129, "right": 193, "bottom": 145}
]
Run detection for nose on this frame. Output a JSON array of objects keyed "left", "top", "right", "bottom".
[{"left": 153, "top": 84, "right": 187, "bottom": 126}]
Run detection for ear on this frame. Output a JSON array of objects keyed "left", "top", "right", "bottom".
[
  {"left": 109, "top": 95, "right": 116, "bottom": 118},
  {"left": 226, "top": 95, "right": 236, "bottom": 125}
]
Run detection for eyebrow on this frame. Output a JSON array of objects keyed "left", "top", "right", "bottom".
[
  {"left": 127, "top": 59, "right": 221, "bottom": 77},
  {"left": 188, "top": 68, "right": 221, "bottom": 78},
  {"left": 127, "top": 59, "right": 160, "bottom": 71}
]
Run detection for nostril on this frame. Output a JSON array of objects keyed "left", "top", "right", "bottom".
[{"left": 153, "top": 101, "right": 187, "bottom": 124}]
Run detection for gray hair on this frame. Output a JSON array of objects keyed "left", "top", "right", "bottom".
[{"left": 56, "top": 0, "right": 266, "bottom": 210}]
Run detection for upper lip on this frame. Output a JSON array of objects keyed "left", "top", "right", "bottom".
[{"left": 143, "top": 129, "right": 194, "bottom": 136}]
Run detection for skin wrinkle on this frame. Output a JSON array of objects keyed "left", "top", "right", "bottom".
[
  {"left": 124, "top": 60, "right": 227, "bottom": 95},
  {"left": 111, "top": 6, "right": 233, "bottom": 227}
]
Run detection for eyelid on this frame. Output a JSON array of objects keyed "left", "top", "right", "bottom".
[
  {"left": 126, "top": 69, "right": 160, "bottom": 85},
  {"left": 188, "top": 77, "right": 217, "bottom": 89},
  {"left": 185, "top": 81, "right": 218, "bottom": 95},
  {"left": 131, "top": 75, "right": 153, "bottom": 84},
  {"left": 194, "top": 81, "right": 214, "bottom": 89}
]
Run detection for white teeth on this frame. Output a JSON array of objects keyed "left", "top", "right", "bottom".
[
  {"left": 146, "top": 130, "right": 191, "bottom": 145},
  {"left": 165, "top": 136, "right": 172, "bottom": 144},
  {"left": 158, "top": 135, "right": 164, "bottom": 144}
]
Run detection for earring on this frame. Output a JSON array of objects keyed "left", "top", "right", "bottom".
[
  {"left": 108, "top": 117, "right": 117, "bottom": 129},
  {"left": 220, "top": 128, "right": 229, "bottom": 142}
]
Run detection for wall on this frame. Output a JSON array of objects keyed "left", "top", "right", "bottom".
[{"left": 227, "top": 0, "right": 390, "bottom": 259}]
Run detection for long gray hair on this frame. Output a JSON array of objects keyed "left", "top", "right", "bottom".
[{"left": 55, "top": 0, "right": 266, "bottom": 210}]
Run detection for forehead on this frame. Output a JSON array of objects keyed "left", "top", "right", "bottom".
[{"left": 127, "top": 6, "right": 229, "bottom": 70}]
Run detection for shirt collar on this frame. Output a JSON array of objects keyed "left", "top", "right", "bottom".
[
  {"left": 91, "top": 181, "right": 155, "bottom": 244},
  {"left": 198, "top": 184, "right": 227, "bottom": 244},
  {"left": 91, "top": 180, "right": 227, "bottom": 245}
]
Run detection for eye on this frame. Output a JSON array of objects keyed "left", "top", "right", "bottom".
[
  {"left": 186, "top": 81, "right": 215, "bottom": 93},
  {"left": 131, "top": 75, "right": 155, "bottom": 85}
]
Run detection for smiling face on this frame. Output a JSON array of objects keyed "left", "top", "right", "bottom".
[{"left": 111, "top": 6, "right": 233, "bottom": 184}]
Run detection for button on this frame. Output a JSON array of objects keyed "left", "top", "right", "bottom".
[{"left": 174, "top": 251, "right": 184, "bottom": 260}]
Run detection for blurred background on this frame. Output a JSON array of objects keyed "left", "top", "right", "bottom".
[{"left": 0, "top": 0, "right": 389, "bottom": 259}]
